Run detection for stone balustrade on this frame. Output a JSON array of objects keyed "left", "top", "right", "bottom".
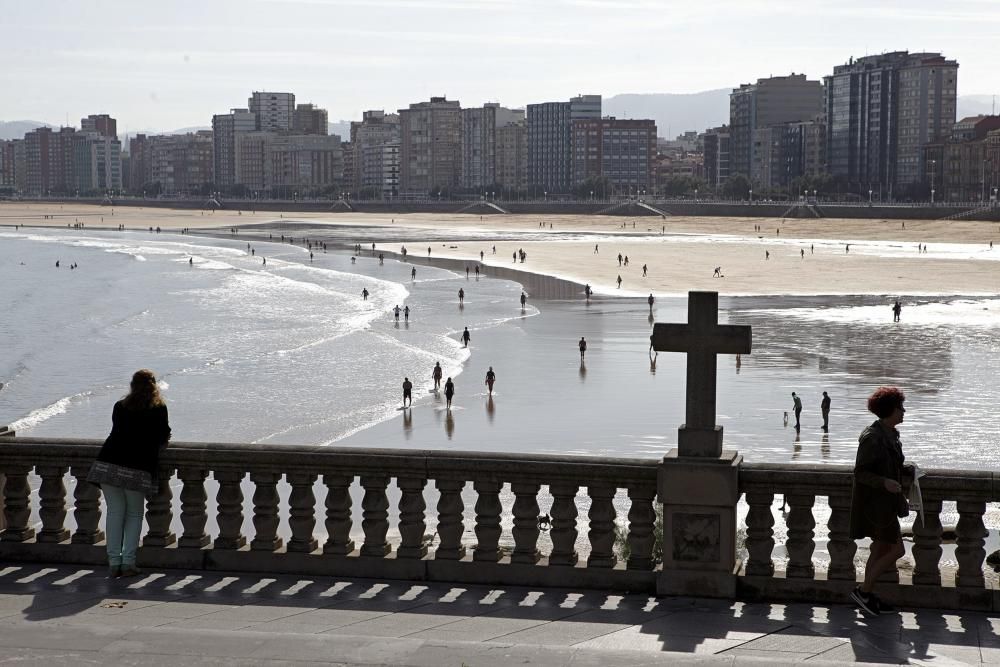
[
  {"left": 0, "top": 437, "right": 658, "bottom": 591},
  {"left": 740, "top": 463, "right": 999, "bottom": 611},
  {"left": 1, "top": 437, "right": 997, "bottom": 610}
]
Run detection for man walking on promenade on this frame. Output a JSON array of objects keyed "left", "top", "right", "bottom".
[
  {"left": 821, "top": 391, "right": 831, "bottom": 431},
  {"left": 792, "top": 392, "right": 803, "bottom": 430}
]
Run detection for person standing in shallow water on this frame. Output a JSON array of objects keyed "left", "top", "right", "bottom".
[
  {"left": 432, "top": 362, "right": 443, "bottom": 390},
  {"left": 402, "top": 377, "right": 413, "bottom": 407},
  {"left": 791, "top": 392, "right": 803, "bottom": 429},
  {"left": 462, "top": 327, "right": 471, "bottom": 347},
  {"left": 458, "top": 288, "right": 465, "bottom": 305},
  {"left": 485, "top": 366, "right": 496, "bottom": 396},
  {"left": 821, "top": 391, "right": 831, "bottom": 431},
  {"left": 892, "top": 300, "right": 902, "bottom": 322},
  {"left": 87, "top": 369, "right": 171, "bottom": 578},
  {"left": 578, "top": 336, "right": 587, "bottom": 360},
  {"left": 849, "top": 386, "right": 908, "bottom": 617},
  {"left": 444, "top": 377, "right": 455, "bottom": 409}
]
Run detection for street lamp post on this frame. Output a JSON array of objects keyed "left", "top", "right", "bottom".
[
  {"left": 930, "top": 159, "right": 936, "bottom": 204},
  {"left": 749, "top": 188, "right": 753, "bottom": 204},
  {"left": 869, "top": 189, "right": 873, "bottom": 205},
  {"left": 983, "top": 159, "right": 989, "bottom": 203}
]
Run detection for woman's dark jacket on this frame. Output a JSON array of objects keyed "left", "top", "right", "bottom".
[
  {"left": 849, "top": 419, "right": 905, "bottom": 541},
  {"left": 95, "top": 400, "right": 171, "bottom": 476}
]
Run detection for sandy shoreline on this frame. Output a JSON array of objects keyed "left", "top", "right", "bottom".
[{"left": 4, "top": 202, "right": 1000, "bottom": 296}]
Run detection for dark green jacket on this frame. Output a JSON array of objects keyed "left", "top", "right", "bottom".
[{"left": 849, "top": 419, "right": 905, "bottom": 541}]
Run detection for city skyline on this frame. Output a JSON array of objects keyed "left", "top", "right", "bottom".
[{"left": 3, "top": 0, "right": 999, "bottom": 134}]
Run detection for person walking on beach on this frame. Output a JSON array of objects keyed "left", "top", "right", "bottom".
[
  {"left": 362, "top": 288, "right": 369, "bottom": 301},
  {"left": 485, "top": 367, "right": 496, "bottom": 396},
  {"left": 792, "top": 392, "right": 803, "bottom": 430},
  {"left": 800, "top": 248, "right": 805, "bottom": 259},
  {"left": 849, "top": 386, "right": 909, "bottom": 617},
  {"left": 594, "top": 244, "right": 599, "bottom": 254},
  {"left": 458, "top": 288, "right": 465, "bottom": 305},
  {"left": 821, "top": 391, "right": 831, "bottom": 431},
  {"left": 480, "top": 250, "right": 485, "bottom": 261},
  {"left": 648, "top": 293, "right": 655, "bottom": 313},
  {"left": 411, "top": 267, "right": 416, "bottom": 280},
  {"left": 579, "top": 336, "right": 587, "bottom": 360},
  {"left": 444, "top": 377, "right": 455, "bottom": 409},
  {"left": 513, "top": 251, "right": 517, "bottom": 263},
  {"left": 713, "top": 266, "right": 722, "bottom": 277},
  {"left": 427, "top": 246, "right": 431, "bottom": 257},
  {"left": 624, "top": 255, "right": 629, "bottom": 267},
  {"left": 402, "top": 377, "right": 413, "bottom": 407},
  {"left": 585, "top": 284, "right": 592, "bottom": 301},
  {"left": 475, "top": 265, "right": 480, "bottom": 278},
  {"left": 892, "top": 300, "right": 902, "bottom": 322},
  {"left": 642, "top": 264, "right": 647, "bottom": 277},
  {"left": 462, "top": 327, "right": 471, "bottom": 347},
  {"left": 393, "top": 305, "right": 401, "bottom": 322},
  {"left": 618, "top": 253, "right": 623, "bottom": 266},
  {"left": 765, "top": 250, "right": 770, "bottom": 260},
  {"left": 617, "top": 275, "right": 622, "bottom": 288},
  {"left": 87, "top": 369, "right": 171, "bottom": 578},
  {"left": 466, "top": 266, "right": 470, "bottom": 279},
  {"left": 404, "top": 305, "right": 410, "bottom": 322},
  {"left": 432, "top": 362, "right": 443, "bottom": 390},
  {"left": 520, "top": 291, "right": 527, "bottom": 309}
]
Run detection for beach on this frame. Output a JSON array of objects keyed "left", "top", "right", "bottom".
[{"left": 4, "top": 202, "right": 1000, "bottom": 297}]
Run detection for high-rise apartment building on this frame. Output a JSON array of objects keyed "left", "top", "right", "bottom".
[
  {"left": 398, "top": 97, "right": 461, "bottom": 194},
  {"left": 72, "top": 132, "right": 122, "bottom": 193},
  {"left": 23, "top": 126, "right": 76, "bottom": 195},
  {"left": 527, "top": 95, "right": 600, "bottom": 193},
  {"left": 81, "top": 114, "right": 117, "bottom": 139},
  {"left": 351, "top": 110, "right": 401, "bottom": 196},
  {"left": 495, "top": 113, "right": 527, "bottom": 193},
  {"left": 235, "top": 131, "right": 276, "bottom": 192},
  {"left": 750, "top": 116, "right": 826, "bottom": 189},
  {"left": 0, "top": 140, "right": 18, "bottom": 192},
  {"left": 128, "top": 134, "right": 154, "bottom": 191},
  {"left": 266, "top": 134, "right": 344, "bottom": 194},
  {"left": 702, "top": 126, "right": 731, "bottom": 187},
  {"left": 570, "top": 118, "right": 656, "bottom": 190},
  {"left": 248, "top": 91, "right": 295, "bottom": 132},
  {"left": 292, "top": 103, "right": 329, "bottom": 135},
  {"left": 212, "top": 108, "right": 256, "bottom": 189},
  {"left": 825, "top": 51, "right": 958, "bottom": 196},
  {"left": 149, "top": 131, "right": 214, "bottom": 195},
  {"left": 729, "top": 74, "right": 824, "bottom": 183},
  {"left": 461, "top": 104, "right": 497, "bottom": 190}
]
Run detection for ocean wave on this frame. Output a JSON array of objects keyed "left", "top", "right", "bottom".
[
  {"left": 745, "top": 298, "right": 1000, "bottom": 328},
  {"left": 8, "top": 390, "right": 93, "bottom": 432}
]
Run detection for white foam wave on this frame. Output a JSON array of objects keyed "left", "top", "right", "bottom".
[
  {"left": 9, "top": 391, "right": 92, "bottom": 432},
  {"left": 746, "top": 298, "right": 1000, "bottom": 328}
]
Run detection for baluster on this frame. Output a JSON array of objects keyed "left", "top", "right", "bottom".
[
  {"left": 177, "top": 468, "right": 210, "bottom": 548},
  {"left": 511, "top": 482, "right": 541, "bottom": 564},
  {"left": 143, "top": 466, "right": 176, "bottom": 547},
  {"left": 548, "top": 482, "right": 579, "bottom": 566},
  {"left": 286, "top": 473, "right": 318, "bottom": 553},
  {"left": 955, "top": 500, "right": 987, "bottom": 588},
  {"left": 473, "top": 479, "right": 502, "bottom": 562},
  {"left": 213, "top": 471, "right": 246, "bottom": 550},
  {"left": 826, "top": 493, "right": 857, "bottom": 580},
  {"left": 249, "top": 472, "right": 283, "bottom": 551},
  {"left": 434, "top": 478, "right": 466, "bottom": 560},
  {"left": 397, "top": 477, "right": 427, "bottom": 559},
  {"left": 35, "top": 466, "right": 70, "bottom": 543},
  {"left": 911, "top": 498, "right": 943, "bottom": 586},
  {"left": 784, "top": 493, "right": 815, "bottom": 578},
  {"left": 0, "top": 467, "right": 34, "bottom": 542},
  {"left": 743, "top": 490, "right": 775, "bottom": 576},
  {"left": 70, "top": 465, "right": 104, "bottom": 544},
  {"left": 626, "top": 484, "right": 656, "bottom": 570},
  {"left": 587, "top": 484, "right": 617, "bottom": 568},
  {"left": 360, "top": 475, "right": 390, "bottom": 557},
  {"left": 323, "top": 474, "right": 354, "bottom": 555}
]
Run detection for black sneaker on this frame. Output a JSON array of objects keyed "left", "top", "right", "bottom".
[
  {"left": 872, "top": 594, "right": 897, "bottom": 614},
  {"left": 850, "top": 586, "right": 878, "bottom": 617}
]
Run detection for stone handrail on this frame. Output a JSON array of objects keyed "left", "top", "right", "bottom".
[
  {"left": 739, "top": 463, "right": 999, "bottom": 611},
  {"left": 0, "top": 437, "right": 659, "bottom": 591}
]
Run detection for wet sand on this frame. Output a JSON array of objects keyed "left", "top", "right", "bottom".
[{"left": 4, "top": 202, "right": 1000, "bottom": 296}]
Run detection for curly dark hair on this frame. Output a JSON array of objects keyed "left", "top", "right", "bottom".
[
  {"left": 867, "top": 386, "right": 905, "bottom": 419},
  {"left": 122, "top": 369, "right": 165, "bottom": 410}
]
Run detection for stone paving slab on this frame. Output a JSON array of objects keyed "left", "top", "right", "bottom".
[{"left": 0, "top": 564, "right": 995, "bottom": 665}]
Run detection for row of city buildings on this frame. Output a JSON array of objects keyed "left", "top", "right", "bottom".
[
  {"left": 2, "top": 50, "right": 998, "bottom": 201},
  {"left": 704, "top": 51, "right": 1000, "bottom": 200}
]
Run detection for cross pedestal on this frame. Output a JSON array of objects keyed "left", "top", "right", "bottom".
[{"left": 650, "top": 291, "right": 751, "bottom": 597}]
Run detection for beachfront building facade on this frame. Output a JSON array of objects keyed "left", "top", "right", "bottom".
[
  {"left": 495, "top": 116, "right": 527, "bottom": 194},
  {"left": 570, "top": 117, "right": 656, "bottom": 193},
  {"left": 127, "top": 134, "right": 154, "bottom": 193},
  {"left": 23, "top": 126, "right": 77, "bottom": 195},
  {"left": 749, "top": 116, "right": 827, "bottom": 191},
  {"left": 460, "top": 104, "right": 497, "bottom": 191},
  {"left": 0, "top": 140, "right": 19, "bottom": 193},
  {"left": 527, "top": 94, "right": 601, "bottom": 194},
  {"left": 212, "top": 108, "right": 257, "bottom": 190},
  {"left": 398, "top": 97, "right": 462, "bottom": 195},
  {"left": 825, "top": 51, "right": 958, "bottom": 198},
  {"left": 292, "top": 103, "right": 328, "bottom": 135},
  {"left": 71, "top": 132, "right": 123, "bottom": 194},
  {"left": 265, "top": 134, "right": 344, "bottom": 196},
  {"left": 921, "top": 115, "right": 1000, "bottom": 202},
  {"left": 351, "top": 110, "right": 401, "bottom": 197},
  {"left": 729, "top": 74, "right": 824, "bottom": 187},
  {"left": 248, "top": 91, "right": 296, "bottom": 132},
  {"left": 701, "top": 126, "right": 731, "bottom": 188},
  {"left": 148, "top": 131, "right": 215, "bottom": 196}
]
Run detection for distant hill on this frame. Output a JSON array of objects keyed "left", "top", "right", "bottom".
[
  {"left": 603, "top": 90, "right": 731, "bottom": 136},
  {"left": 0, "top": 120, "right": 54, "bottom": 140}
]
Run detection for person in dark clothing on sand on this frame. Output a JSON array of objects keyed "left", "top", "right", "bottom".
[
  {"left": 444, "top": 377, "right": 455, "bottom": 409},
  {"left": 485, "top": 367, "right": 496, "bottom": 396},
  {"left": 402, "top": 377, "right": 413, "bottom": 407},
  {"left": 821, "top": 391, "right": 831, "bottom": 431},
  {"left": 432, "top": 362, "right": 443, "bottom": 390},
  {"left": 87, "top": 369, "right": 171, "bottom": 578},
  {"left": 579, "top": 337, "right": 587, "bottom": 360},
  {"left": 462, "top": 327, "right": 471, "bottom": 347}
]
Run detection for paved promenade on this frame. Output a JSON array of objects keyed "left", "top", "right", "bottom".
[{"left": 0, "top": 564, "right": 996, "bottom": 665}]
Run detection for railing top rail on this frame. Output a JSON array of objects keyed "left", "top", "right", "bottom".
[
  {"left": 0, "top": 437, "right": 659, "bottom": 484},
  {"left": 742, "top": 461, "right": 997, "bottom": 500}
]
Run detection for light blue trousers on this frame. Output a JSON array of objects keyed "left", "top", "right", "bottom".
[{"left": 103, "top": 484, "right": 145, "bottom": 567}]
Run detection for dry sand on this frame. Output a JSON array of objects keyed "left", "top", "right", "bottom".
[{"left": 4, "top": 202, "right": 1000, "bottom": 296}]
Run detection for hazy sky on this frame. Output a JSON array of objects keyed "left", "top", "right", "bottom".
[{"left": 3, "top": 0, "right": 998, "bottom": 132}]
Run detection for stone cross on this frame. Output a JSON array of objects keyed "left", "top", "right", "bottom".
[{"left": 651, "top": 291, "right": 751, "bottom": 458}]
